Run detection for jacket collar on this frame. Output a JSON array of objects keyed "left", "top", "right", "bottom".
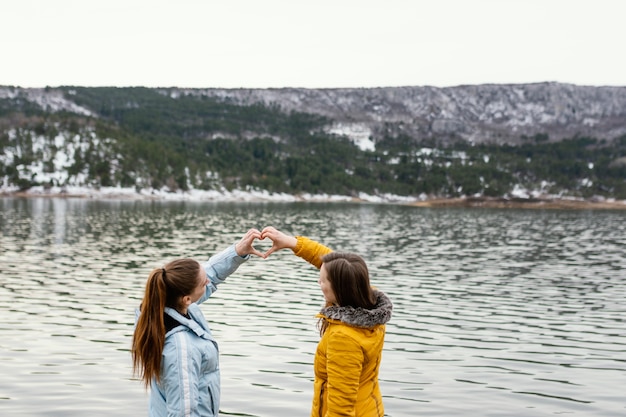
[
  {"left": 318, "top": 290, "right": 392, "bottom": 328},
  {"left": 164, "top": 306, "right": 207, "bottom": 337}
]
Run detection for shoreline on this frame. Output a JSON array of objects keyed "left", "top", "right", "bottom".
[
  {"left": 2, "top": 189, "right": 626, "bottom": 210},
  {"left": 409, "top": 196, "right": 626, "bottom": 210}
]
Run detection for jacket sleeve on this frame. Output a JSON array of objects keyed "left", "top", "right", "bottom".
[
  {"left": 162, "top": 332, "right": 202, "bottom": 417},
  {"left": 198, "top": 244, "right": 248, "bottom": 304},
  {"left": 293, "top": 236, "right": 333, "bottom": 269},
  {"left": 326, "top": 330, "right": 363, "bottom": 417}
]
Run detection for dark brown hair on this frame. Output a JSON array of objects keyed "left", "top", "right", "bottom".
[
  {"left": 132, "top": 258, "right": 201, "bottom": 387},
  {"left": 318, "top": 252, "right": 376, "bottom": 335}
]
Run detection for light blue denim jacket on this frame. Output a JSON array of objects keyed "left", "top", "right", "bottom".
[{"left": 138, "top": 244, "right": 249, "bottom": 417}]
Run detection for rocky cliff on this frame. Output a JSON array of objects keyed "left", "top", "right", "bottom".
[
  {"left": 2, "top": 82, "right": 626, "bottom": 147},
  {"left": 169, "top": 82, "right": 626, "bottom": 146}
]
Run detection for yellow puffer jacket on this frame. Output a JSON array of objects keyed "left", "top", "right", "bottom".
[{"left": 293, "top": 236, "right": 393, "bottom": 417}]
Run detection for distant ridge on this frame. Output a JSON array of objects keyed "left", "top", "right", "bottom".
[
  {"left": 1, "top": 83, "right": 625, "bottom": 201},
  {"left": 2, "top": 82, "right": 626, "bottom": 145},
  {"left": 156, "top": 82, "right": 626, "bottom": 145}
]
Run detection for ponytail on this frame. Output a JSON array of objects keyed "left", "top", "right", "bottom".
[
  {"left": 132, "top": 268, "right": 167, "bottom": 387},
  {"left": 132, "top": 259, "right": 201, "bottom": 388}
]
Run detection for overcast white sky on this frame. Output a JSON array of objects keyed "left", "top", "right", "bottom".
[{"left": 2, "top": 0, "right": 625, "bottom": 89}]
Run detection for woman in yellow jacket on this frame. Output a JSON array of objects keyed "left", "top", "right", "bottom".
[{"left": 261, "top": 227, "right": 393, "bottom": 417}]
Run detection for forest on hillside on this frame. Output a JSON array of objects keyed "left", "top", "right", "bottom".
[{"left": 1, "top": 87, "right": 625, "bottom": 199}]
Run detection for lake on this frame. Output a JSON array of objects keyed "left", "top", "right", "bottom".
[{"left": 0, "top": 197, "right": 624, "bottom": 416}]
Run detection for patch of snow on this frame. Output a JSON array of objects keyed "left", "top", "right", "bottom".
[
  {"left": 451, "top": 151, "right": 467, "bottom": 160},
  {"left": 510, "top": 184, "right": 530, "bottom": 199},
  {"left": 28, "top": 89, "right": 94, "bottom": 116},
  {"left": 1, "top": 182, "right": 422, "bottom": 205},
  {"left": 326, "top": 123, "right": 375, "bottom": 152},
  {"left": 583, "top": 118, "right": 598, "bottom": 127}
]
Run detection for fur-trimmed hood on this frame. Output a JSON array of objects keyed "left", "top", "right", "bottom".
[{"left": 318, "top": 290, "right": 392, "bottom": 328}]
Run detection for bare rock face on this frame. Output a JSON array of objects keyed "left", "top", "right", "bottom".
[
  {"left": 3, "top": 83, "right": 626, "bottom": 146},
  {"left": 178, "top": 82, "right": 626, "bottom": 145}
]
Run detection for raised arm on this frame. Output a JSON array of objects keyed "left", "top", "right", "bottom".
[
  {"left": 261, "top": 227, "right": 332, "bottom": 269},
  {"left": 199, "top": 228, "right": 263, "bottom": 303}
]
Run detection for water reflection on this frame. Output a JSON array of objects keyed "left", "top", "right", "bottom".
[{"left": 0, "top": 198, "right": 624, "bottom": 417}]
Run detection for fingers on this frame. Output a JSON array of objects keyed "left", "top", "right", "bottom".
[
  {"left": 260, "top": 226, "right": 286, "bottom": 244},
  {"left": 259, "top": 227, "right": 278, "bottom": 259},
  {"left": 248, "top": 248, "right": 266, "bottom": 258},
  {"left": 238, "top": 227, "right": 294, "bottom": 259},
  {"left": 263, "top": 245, "right": 278, "bottom": 259},
  {"left": 235, "top": 228, "right": 261, "bottom": 257},
  {"left": 246, "top": 228, "right": 262, "bottom": 240},
  {"left": 244, "top": 229, "right": 262, "bottom": 243},
  {"left": 260, "top": 226, "right": 277, "bottom": 240}
]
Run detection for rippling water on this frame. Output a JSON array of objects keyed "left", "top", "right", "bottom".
[{"left": 0, "top": 198, "right": 624, "bottom": 417}]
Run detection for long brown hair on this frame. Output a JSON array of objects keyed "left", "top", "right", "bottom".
[
  {"left": 132, "top": 258, "right": 201, "bottom": 387},
  {"left": 318, "top": 252, "right": 376, "bottom": 335}
]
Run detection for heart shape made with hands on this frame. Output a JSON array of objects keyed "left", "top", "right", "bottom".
[
  {"left": 239, "top": 227, "right": 289, "bottom": 259},
  {"left": 252, "top": 236, "right": 275, "bottom": 258}
]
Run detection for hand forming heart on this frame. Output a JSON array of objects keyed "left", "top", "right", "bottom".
[{"left": 235, "top": 227, "right": 299, "bottom": 259}]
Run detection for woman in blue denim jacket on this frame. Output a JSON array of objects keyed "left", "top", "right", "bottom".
[{"left": 132, "top": 228, "right": 264, "bottom": 417}]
